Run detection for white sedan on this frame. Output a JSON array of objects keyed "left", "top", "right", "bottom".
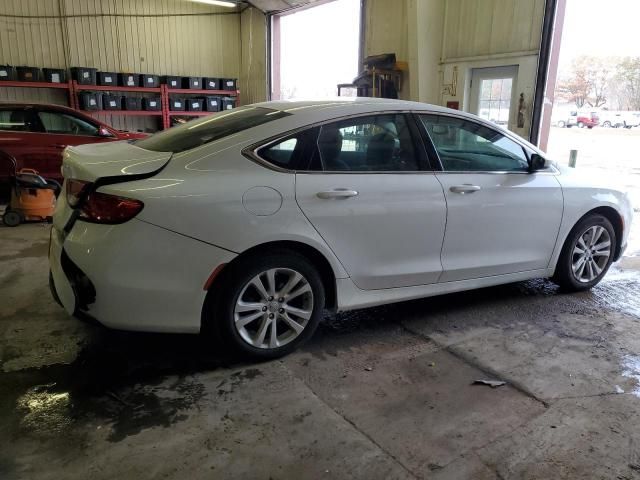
[{"left": 49, "top": 98, "right": 633, "bottom": 358}]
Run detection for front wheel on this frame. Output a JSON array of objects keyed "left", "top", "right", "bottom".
[
  {"left": 210, "top": 250, "right": 325, "bottom": 359},
  {"left": 578, "top": 121, "right": 585, "bottom": 128},
  {"left": 558, "top": 120, "right": 566, "bottom": 128},
  {"left": 553, "top": 214, "right": 616, "bottom": 291}
]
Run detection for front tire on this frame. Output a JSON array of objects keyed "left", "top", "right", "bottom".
[
  {"left": 578, "top": 121, "right": 585, "bottom": 128},
  {"left": 211, "top": 250, "right": 325, "bottom": 359},
  {"left": 558, "top": 120, "right": 566, "bottom": 128},
  {"left": 553, "top": 214, "right": 616, "bottom": 291}
]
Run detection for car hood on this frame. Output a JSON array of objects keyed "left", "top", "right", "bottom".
[
  {"left": 555, "top": 164, "right": 630, "bottom": 193},
  {"left": 62, "top": 140, "right": 172, "bottom": 182}
]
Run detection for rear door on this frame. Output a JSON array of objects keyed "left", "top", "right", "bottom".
[
  {"left": 27, "top": 109, "right": 108, "bottom": 180},
  {"left": 419, "top": 114, "right": 563, "bottom": 282},
  {"left": 293, "top": 113, "right": 447, "bottom": 290}
]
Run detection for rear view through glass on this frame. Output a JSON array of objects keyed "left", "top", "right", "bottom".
[{"left": 136, "top": 107, "right": 291, "bottom": 153}]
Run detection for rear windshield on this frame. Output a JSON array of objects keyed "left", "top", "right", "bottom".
[{"left": 136, "top": 106, "right": 290, "bottom": 153}]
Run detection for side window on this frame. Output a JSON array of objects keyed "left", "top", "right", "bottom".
[
  {"left": 420, "top": 115, "right": 529, "bottom": 172},
  {"left": 316, "top": 114, "right": 419, "bottom": 172},
  {"left": 259, "top": 137, "right": 299, "bottom": 169},
  {"left": 0, "top": 110, "right": 30, "bottom": 132},
  {"left": 37, "top": 111, "right": 99, "bottom": 136}
]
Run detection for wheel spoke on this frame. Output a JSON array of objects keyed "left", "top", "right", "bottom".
[
  {"left": 576, "top": 258, "right": 587, "bottom": 279},
  {"left": 281, "top": 313, "right": 305, "bottom": 334},
  {"left": 235, "top": 301, "right": 264, "bottom": 314},
  {"left": 284, "top": 304, "right": 312, "bottom": 320},
  {"left": 287, "top": 283, "right": 312, "bottom": 301},
  {"left": 586, "top": 259, "right": 595, "bottom": 281},
  {"left": 592, "top": 259, "right": 603, "bottom": 275},
  {"left": 235, "top": 311, "right": 264, "bottom": 329},
  {"left": 254, "top": 316, "right": 270, "bottom": 346},
  {"left": 280, "top": 271, "right": 302, "bottom": 296},
  {"left": 265, "top": 269, "right": 277, "bottom": 296},
  {"left": 577, "top": 237, "right": 589, "bottom": 252},
  {"left": 250, "top": 276, "right": 270, "bottom": 300},
  {"left": 572, "top": 255, "right": 586, "bottom": 273},
  {"left": 592, "top": 240, "right": 611, "bottom": 252},
  {"left": 269, "top": 319, "right": 278, "bottom": 348},
  {"left": 573, "top": 245, "right": 585, "bottom": 255}
]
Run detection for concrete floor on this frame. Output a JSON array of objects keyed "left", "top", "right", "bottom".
[{"left": 2, "top": 223, "right": 640, "bottom": 480}]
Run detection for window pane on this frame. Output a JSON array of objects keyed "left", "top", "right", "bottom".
[
  {"left": 38, "top": 111, "right": 98, "bottom": 136},
  {"left": 259, "top": 138, "right": 298, "bottom": 169},
  {"left": 0, "top": 110, "right": 28, "bottom": 132},
  {"left": 420, "top": 115, "right": 529, "bottom": 172},
  {"left": 136, "top": 107, "right": 291, "bottom": 153},
  {"left": 316, "top": 114, "right": 418, "bottom": 171}
]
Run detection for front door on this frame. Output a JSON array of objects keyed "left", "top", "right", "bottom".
[
  {"left": 469, "top": 66, "right": 519, "bottom": 130},
  {"left": 293, "top": 113, "right": 447, "bottom": 290},
  {"left": 419, "top": 114, "right": 563, "bottom": 282}
]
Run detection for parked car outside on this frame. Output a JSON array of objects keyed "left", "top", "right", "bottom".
[
  {"left": 0, "top": 103, "right": 147, "bottom": 194},
  {"left": 551, "top": 108, "right": 577, "bottom": 128},
  {"left": 622, "top": 112, "right": 640, "bottom": 128},
  {"left": 597, "top": 111, "right": 626, "bottom": 128},
  {"left": 574, "top": 111, "right": 599, "bottom": 128},
  {"left": 49, "top": 99, "right": 633, "bottom": 358}
]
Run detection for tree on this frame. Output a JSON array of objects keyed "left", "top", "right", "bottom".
[
  {"left": 555, "top": 56, "right": 612, "bottom": 108},
  {"left": 615, "top": 57, "right": 640, "bottom": 110}
]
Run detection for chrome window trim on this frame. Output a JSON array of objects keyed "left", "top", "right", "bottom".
[{"left": 242, "top": 110, "right": 430, "bottom": 175}]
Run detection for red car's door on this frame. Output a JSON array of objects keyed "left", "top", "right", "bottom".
[{"left": 28, "top": 109, "right": 117, "bottom": 181}]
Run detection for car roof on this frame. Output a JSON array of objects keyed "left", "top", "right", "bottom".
[{"left": 252, "top": 97, "right": 453, "bottom": 115}]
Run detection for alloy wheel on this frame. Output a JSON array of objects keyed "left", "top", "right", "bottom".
[
  {"left": 233, "top": 268, "right": 314, "bottom": 349},
  {"left": 571, "top": 225, "right": 612, "bottom": 283}
]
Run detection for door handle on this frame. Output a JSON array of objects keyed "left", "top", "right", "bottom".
[
  {"left": 316, "top": 189, "right": 359, "bottom": 199},
  {"left": 449, "top": 184, "right": 481, "bottom": 194},
  {"left": 53, "top": 144, "right": 66, "bottom": 149}
]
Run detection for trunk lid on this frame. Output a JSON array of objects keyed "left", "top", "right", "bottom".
[{"left": 62, "top": 140, "right": 172, "bottom": 182}]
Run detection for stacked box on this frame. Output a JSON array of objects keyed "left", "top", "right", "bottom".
[
  {"left": 143, "top": 97, "right": 162, "bottom": 111},
  {"left": 170, "top": 98, "right": 185, "bottom": 111},
  {"left": 97, "top": 72, "right": 117, "bottom": 86},
  {"left": 183, "top": 77, "right": 202, "bottom": 89},
  {"left": 204, "top": 78, "right": 220, "bottom": 90},
  {"left": 16, "top": 67, "right": 40, "bottom": 82},
  {"left": 222, "top": 97, "right": 236, "bottom": 110},
  {"left": 0, "top": 65, "right": 16, "bottom": 81},
  {"left": 43, "top": 68, "right": 65, "bottom": 83},
  {"left": 124, "top": 97, "right": 142, "bottom": 111},
  {"left": 222, "top": 78, "right": 237, "bottom": 91},
  {"left": 118, "top": 73, "right": 140, "bottom": 87},
  {"left": 187, "top": 98, "right": 204, "bottom": 111},
  {"left": 102, "top": 94, "right": 122, "bottom": 110},
  {"left": 164, "top": 76, "right": 181, "bottom": 89},
  {"left": 141, "top": 74, "right": 160, "bottom": 88},
  {"left": 71, "top": 67, "right": 97, "bottom": 85},
  {"left": 205, "top": 96, "right": 221, "bottom": 112},
  {"left": 79, "top": 92, "right": 101, "bottom": 111}
]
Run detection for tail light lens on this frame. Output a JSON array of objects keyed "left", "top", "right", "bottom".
[{"left": 66, "top": 179, "right": 144, "bottom": 224}]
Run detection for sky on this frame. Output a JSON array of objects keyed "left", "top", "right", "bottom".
[
  {"left": 278, "top": 0, "right": 360, "bottom": 99},
  {"left": 558, "top": 0, "right": 640, "bottom": 65}
]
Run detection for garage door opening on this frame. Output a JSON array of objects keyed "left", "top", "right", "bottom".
[
  {"left": 270, "top": 0, "right": 361, "bottom": 100},
  {"left": 544, "top": 0, "right": 640, "bottom": 256}
]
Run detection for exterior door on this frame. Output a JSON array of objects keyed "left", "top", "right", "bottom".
[
  {"left": 469, "top": 66, "right": 518, "bottom": 130},
  {"left": 419, "top": 114, "right": 563, "bottom": 282},
  {"left": 292, "top": 113, "right": 447, "bottom": 290}
]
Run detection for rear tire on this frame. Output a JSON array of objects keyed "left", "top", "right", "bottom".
[
  {"left": 578, "top": 121, "right": 585, "bottom": 128},
  {"left": 552, "top": 214, "right": 616, "bottom": 292},
  {"left": 208, "top": 250, "right": 325, "bottom": 359},
  {"left": 558, "top": 120, "right": 566, "bottom": 128}
]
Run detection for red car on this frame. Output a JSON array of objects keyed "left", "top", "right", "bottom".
[{"left": 0, "top": 103, "right": 147, "bottom": 195}]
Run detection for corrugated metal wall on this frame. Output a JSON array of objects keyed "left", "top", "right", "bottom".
[
  {"left": 0, "top": 0, "right": 269, "bottom": 131},
  {"left": 442, "top": 0, "right": 545, "bottom": 60}
]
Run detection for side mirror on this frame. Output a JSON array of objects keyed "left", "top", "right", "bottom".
[{"left": 528, "top": 153, "right": 547, "bottom": 173}]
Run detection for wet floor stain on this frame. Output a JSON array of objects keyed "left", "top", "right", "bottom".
[
  {"left": 1, "top": 328, "right": 247, "bottom": 444},
  {"left": 621, "top": 355, "right": 640, "bottom": 398}
]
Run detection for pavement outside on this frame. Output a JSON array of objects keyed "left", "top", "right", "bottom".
[{"left": 1, "top": 128, "right": 640, "bottom": 479}]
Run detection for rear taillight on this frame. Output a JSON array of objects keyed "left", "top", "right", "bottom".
[
  {"left": 66, "top": 179, "right": 144, "bottom": 224},
  {"left": 78, "top": 191, "right": 144, "bottom": 224}
]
